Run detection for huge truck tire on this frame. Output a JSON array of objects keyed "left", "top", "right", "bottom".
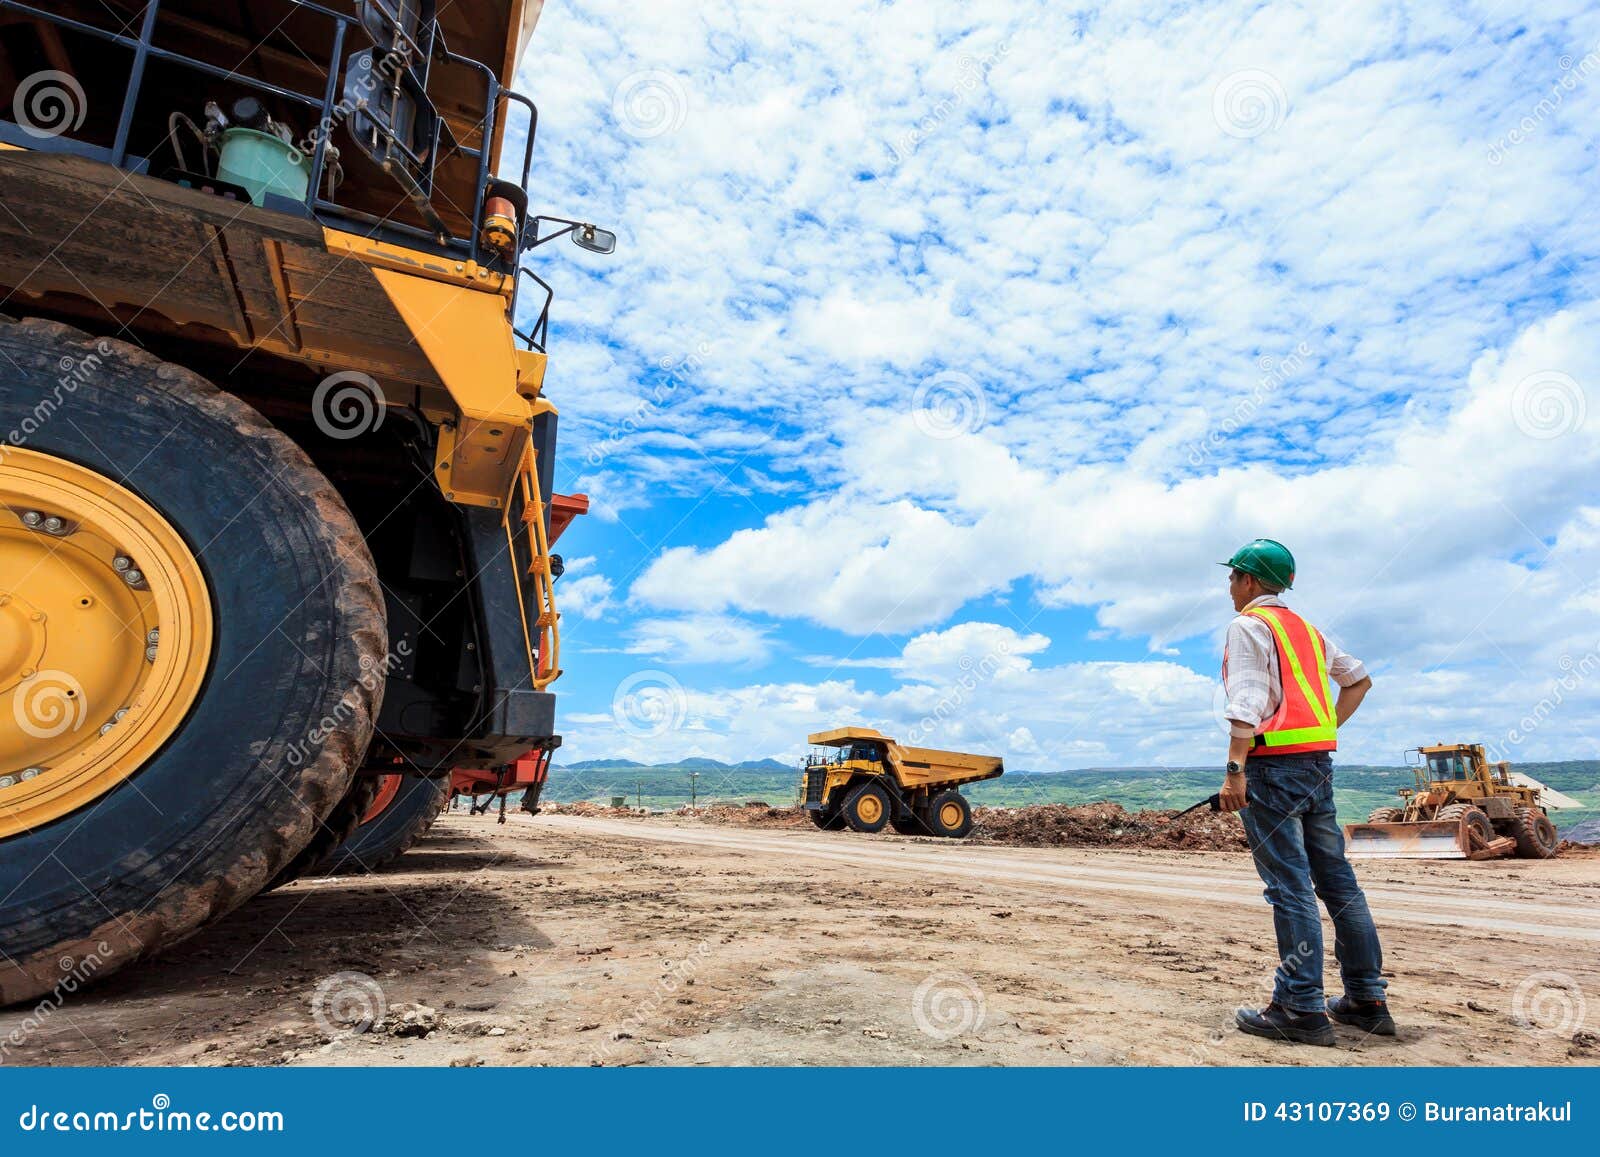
[
  {"left": 0, "top": 317, "right": 385, "bottom": 1005},
  {"left": 809, "top": 798, "right": 846, "bottom": 830},
  {"left": 320, "top": 773, "right": 447, "bottom": 875},
  {"left": 841, "top": 780, "right": 891, "bottom": 833},
  {"left": 923, "top": 790, "right": 974, "bottom": 838},
  {"left": 1512, "top": 807, "right": 1559, "bottom": 859},
  {"left": 263, "top": 774, "right": 382, "bottom": 890}
]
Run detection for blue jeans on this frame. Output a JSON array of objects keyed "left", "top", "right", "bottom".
[{"left": 1239, "top": 753, "right": 1387, "bottom": 1013}]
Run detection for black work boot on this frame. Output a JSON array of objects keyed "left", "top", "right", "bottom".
[
  {"left": 1235, "top": 1002, "right": 1336, "bottom": 1046},
  {"left": 1327, "top": 995, "right": 1396, "bottom": 1035}
]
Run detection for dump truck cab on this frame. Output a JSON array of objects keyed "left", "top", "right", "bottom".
[{"left": 801, "top": 727, "right": 1003, "bottom": 838}]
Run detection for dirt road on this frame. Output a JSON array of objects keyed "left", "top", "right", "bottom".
[{"left": 3, "top": 812, "right": 1597, "bottom": 1067}]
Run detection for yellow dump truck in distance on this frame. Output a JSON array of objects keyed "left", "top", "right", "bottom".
[{"left": 802, "top": 727, "right": 1003, "bottom": 838}]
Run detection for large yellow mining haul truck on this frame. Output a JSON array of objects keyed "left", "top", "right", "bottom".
[
  {"left": 0, "top": 0, "right": 604, "bottom": 1003},
  {"left": 802, "top": 727, "right": 1003, "bottom": 838},
  {"left": 1343, "top": 743, "right": 1565, "bottom": 860}
]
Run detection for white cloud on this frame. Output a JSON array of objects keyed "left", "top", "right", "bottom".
[
  {"left": 559, "top": 624, "right": 1224, "bottom": 770},
  {"left": 557, "top": 573, "right": 616, "bottom": 621},
  {"left": 515, "top": 1, "right": 1600, "bottom": 765},
  {"left": 635, "top": 302, "right": 1600, "bottom": 664},
  {"left": 623, "top": 613, "right": 775, "bottom": 665}
]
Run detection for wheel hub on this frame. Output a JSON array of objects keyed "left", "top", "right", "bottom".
[
  {"left": 0, "top": 448, "right": 213, "bottom": 836},
  {"left": 0, "top": 591, "right": 48, "bottom": 695}
]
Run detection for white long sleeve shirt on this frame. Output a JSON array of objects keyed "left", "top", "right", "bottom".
[{"left": 1223, "top": 595, "right": 1367, "bottom": 733}]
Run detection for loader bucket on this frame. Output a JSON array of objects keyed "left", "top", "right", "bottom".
[{"left": 1342, "top": 819, "right": 1469, "bottom": 860}]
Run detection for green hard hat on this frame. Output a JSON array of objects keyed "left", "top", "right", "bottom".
[{"left": 1220, "top": 538, "right": 1295, "bottom": 589}]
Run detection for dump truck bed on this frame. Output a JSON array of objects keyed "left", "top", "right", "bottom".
[{"left": 806, "top": 727, "right": 1004, "bottom": 789}]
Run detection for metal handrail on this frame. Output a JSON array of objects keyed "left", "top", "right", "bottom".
[
  {"left": 501, "top": 445, "right": 562, "bottom": 690},
  {"left": 513, "top": 264, "right": 554, "bottom": 352},
  {"left": 0, "top": 0, "right": 541, "bottom": 272}
]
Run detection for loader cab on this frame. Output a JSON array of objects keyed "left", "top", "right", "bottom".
[{"left": 1425, "top": 751, "right": 1472, "bottom": 781}]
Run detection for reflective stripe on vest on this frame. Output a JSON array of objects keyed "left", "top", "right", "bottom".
[{"left": 1245, "top": 605, "right": 1337, "bottom": 754}]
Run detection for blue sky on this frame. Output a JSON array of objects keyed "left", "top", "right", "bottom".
[{"left": 507, "top": 0, "right": 1600, "bottom": 769}]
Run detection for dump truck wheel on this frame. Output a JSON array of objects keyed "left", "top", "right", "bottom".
[
  {"left": 809, "top": 803, "right": 846, "bottom": 830},
  {"left": 924, "top": 790, "right": 973, "bottom": 838},
  {"left": 321, "top": 774, "right": 449, "bottom": 874},
  {"left": 1512, "top": 807, "right": 1559, "bottom": 859},
  {"left": 842, "top": 781, "right": 891, "bottom": 833},
  {"left": 0, "top": 317, "right": 385, "bottom": 1006},
  {"left": 261, "top": 774, "right": 383, "bottom": 890},
  {"left": 1367, "top": 806, "right": 1403, "bottom": 824}
]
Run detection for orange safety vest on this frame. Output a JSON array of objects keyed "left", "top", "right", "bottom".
[{"left": 1223, "top": 604, "right": 1338, "bottom": 754}]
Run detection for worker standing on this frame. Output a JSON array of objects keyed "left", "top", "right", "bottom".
[{"left": 1215, "top": 539, "right": 1392, "bottom": 1046}]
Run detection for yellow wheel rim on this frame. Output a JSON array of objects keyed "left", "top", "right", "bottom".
[
  {"left": 0, "top": 448, "right": 213, "bottom": 837},
  {"left": 940, "top": 801, "right": 963, "bottom": 829},
  {"left": 856, "top": 793, "right": 883, "bottom": 825}
]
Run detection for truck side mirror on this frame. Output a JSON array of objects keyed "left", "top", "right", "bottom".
[{"left": 572, "top": 224, "right": 616, "bottom": 255}]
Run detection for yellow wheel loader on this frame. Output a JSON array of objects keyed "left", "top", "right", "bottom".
[
  {"left": 1343, "top": 743, "right": 1567, "bottom": 861},
  {"left": 801, "top": 727, "right": 1003, "bottom": 838},
  {"left": 0, "top": 0, "right": 606, "bottom": 1003}
]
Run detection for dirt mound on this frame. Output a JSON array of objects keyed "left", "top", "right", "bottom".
[
  {"left": 693, "top": 804, "right": 810, "bottom": 829},
  {"left": 542, "top": 801, "right": 635, "bottom": 818},
  {"left": 970, "top": 801, "right": 1248, "bottom": 852},
  {"left": 542, "top": 801, "right": 811, "bottom": 828}
]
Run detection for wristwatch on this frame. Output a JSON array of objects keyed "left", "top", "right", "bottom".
[{"left": 1226, "top": 760, "right": 1243, "bottom": 776}]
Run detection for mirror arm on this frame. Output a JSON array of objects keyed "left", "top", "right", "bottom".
[{"left": 523, "top": 215, "right": 584, "bottom": 250}]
